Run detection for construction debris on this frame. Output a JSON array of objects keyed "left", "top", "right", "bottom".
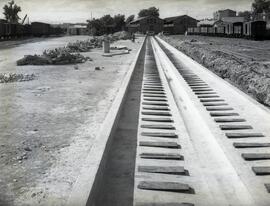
[
  {"left": 0, "top": 73, "right": 36, "bottom": 83},
  {"left": 17, "top": 55, "right": 49, "bottom": 66},
  {"left": 110, "top": 31, "right": 132, "bottom": 41},
  {"left": 66, "top": 40, "right": 94, "bottom": 52},
  {"left": 102, "top": 50, "right": 130, "bottom": 57},
  {"left": 16, "top": 31, "right": 132, "bottom": 66},
  {"left": 43, "top": 48, "right": 91, "bottom": 65},
  {"left": 17, "top": 48, "right": 92, "bottom": 66},
  {"left": 110, "top": 45, "right": 131, "bottom": 51},
  {"left": 65, "top": 32, "right": 132, "bottom": 53}
]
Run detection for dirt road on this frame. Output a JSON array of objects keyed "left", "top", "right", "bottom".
[{"left": 0, "top": 35, "right": 143, "bottom": 206}]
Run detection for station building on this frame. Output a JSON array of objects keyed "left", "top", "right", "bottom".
[{"left": 163, "top": 15, "right": 198, "bottom": 34}]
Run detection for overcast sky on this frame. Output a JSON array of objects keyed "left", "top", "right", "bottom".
[{"left": 0, "top": 0, "right": 253, "bottom": 24}]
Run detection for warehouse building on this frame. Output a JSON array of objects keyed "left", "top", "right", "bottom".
[
  {"left": 127, "top": 16, "right": 164, "bottom": 34},
  {"left": 163, "top": 15, "right": 198, "bottom": 34}
]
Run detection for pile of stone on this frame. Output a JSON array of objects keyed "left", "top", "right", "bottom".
[
  {"left": 17, "top": 55, "right": 49, "bottom": 66},
  {"left": 16, "top": 31, "right": 132, "bottom": 66},
  {"left": 17, "top": 48, "right": 91, "bottom": 66},
  {"left": 0, "top": 73, "right": 36, "bottom": 83},
  {"left": 43, "top": 48, "right": 91, "bottom": 65},
  {"left": 66, "top": 39, "right": 96, "bottom": 52},
  {"left": 110, "top": 31, "right": 132, "bottom": 41}
]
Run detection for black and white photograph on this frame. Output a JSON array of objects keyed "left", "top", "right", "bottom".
[{"left": 0, "top": 0, "right": 270, "bottom": 205}]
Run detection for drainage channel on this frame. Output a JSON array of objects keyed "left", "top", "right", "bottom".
[{"left": 94, "top": 39, "right": 146, "bottom": 206}]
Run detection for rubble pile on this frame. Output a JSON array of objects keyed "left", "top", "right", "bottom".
[
  {"left": 88, "top": 32, "right": 132, "bottom": 47},
  {"left": 65, "top": 36, "right": 114, "bottom": 52},
  {"left": 65, "top": 32, "right": 132, "bottom": 53},
  {"left": 16, "top": 31, "right": 132, "bottom": 66},
  {"left": 43, "top": 48, "right": 91, "bottom": 65},
  {"left": 110, "top": 31, "right": 132, "bottom": 41},
  {"left": 17, "top": 48, "right": 91, "bottom": 66},
  {"left": 66, "top": 40, "right": 94, "bottom": 52},
  {"left": 162, "top": 36, "right": 270, "bottom": 106},
  {"left": 89, "top": 37, "right": 103, "bottom": 48},
  {"left": 0, "top": 73, "right": 36, "bottom": 83},
  {"left": 17, "top": 55, "right": 50, "bottom": 66}
]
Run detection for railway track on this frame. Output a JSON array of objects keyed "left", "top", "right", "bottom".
[{"left": 67, "top": 36, "right": 270, "bottom": 206}]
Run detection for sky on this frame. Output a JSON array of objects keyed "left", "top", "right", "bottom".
[{"left": 0, "top": 0, "right": 254, "bottom": 24}]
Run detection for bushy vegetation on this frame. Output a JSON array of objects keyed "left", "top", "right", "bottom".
[
  {"left": 87, "top": 14, "right": 126, "bottom": 36},
  {"left": 87, "top": 6, "right": 160, "bottom": 36}
]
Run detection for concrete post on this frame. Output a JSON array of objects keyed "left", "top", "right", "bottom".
[{"left": 103, "top": 40, "right": 110, "bottom": 53}]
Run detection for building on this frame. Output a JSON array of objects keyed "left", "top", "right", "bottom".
[
  {"left": 67, "top": 24, "right": 88, "bottom": 35},
  {"left": 127, "top": 16, "right": 164, "bottom": 34},
  {"left": 163, "top": 15, "right": 198, "bottom": 34},
  {"left": 214, "top": 9, "right": 236, "bottom": 20}
]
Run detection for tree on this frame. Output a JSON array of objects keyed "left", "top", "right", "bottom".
[
  {"left": 113, "top": 14, "right": 125, "bottom": 31},
  {"left": 100, "top": 14, "right": 114, "bottom": 26},
  {"left": 87, "top": 18, "right": 106, "bottom": 36},
  {"left": 3, "top": 0, "right": 21, "bottom": 23},
  {"left": 238, "top": 11, "right": 252, "bottom": 21},
  {"left": 126, "top": 15, "right": 135, "bottom": 24},
  {"left": 252, "top": 0, "right": 270, "bottom": 14},
  {"left": 87, "top": 13, "right": 127, "bottom": 35},
  {"left": 138, "top": 7, "right": 159, "bottom": 17}
]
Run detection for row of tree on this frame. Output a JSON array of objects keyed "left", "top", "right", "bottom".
[
  {"left": 87, "top": 7, "right": 159, "bottom": 36},
  {"left": 87, "top": 14, "right": 126, "bottom": 36}
]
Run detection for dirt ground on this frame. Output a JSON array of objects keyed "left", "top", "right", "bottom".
[
  {"left": 161, "top": 35, "right": 270, "bottom": 107},
  {"left": 0, "top": 35, "right": 143, "bottom": 206}
]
